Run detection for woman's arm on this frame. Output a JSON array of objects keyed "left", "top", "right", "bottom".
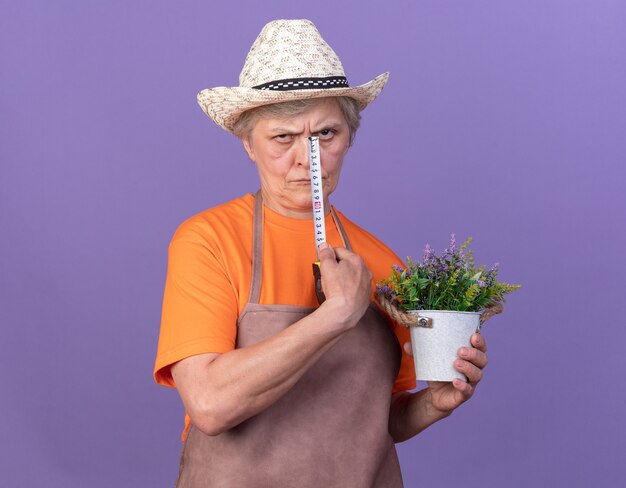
[
  {"left": 171, "top": 244, "right": 372, "bottom": 436},
  {"left": 388, "top": 333, "right": 489, "bottom": 442}
]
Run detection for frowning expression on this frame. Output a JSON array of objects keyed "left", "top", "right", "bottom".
[{"left": 242, "top": 98, "right": 351, "bottom": 219}]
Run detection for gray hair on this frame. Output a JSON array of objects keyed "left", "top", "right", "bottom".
[{"left": 232, "top": 96, "right": 361, "bottom": 146}]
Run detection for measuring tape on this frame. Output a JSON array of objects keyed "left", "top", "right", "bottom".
[
  {"left": 308, "top": 136, "right": 326, "bottom": 247},
  {"left": 308, "top": 136, "right": 327, "bottom": 304}
]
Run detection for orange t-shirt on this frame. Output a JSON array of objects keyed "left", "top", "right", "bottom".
[{"left": 154, "top": 194, "right": 416, "bottom": 437}]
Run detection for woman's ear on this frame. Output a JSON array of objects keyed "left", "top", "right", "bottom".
[{"left": 243, "top": 137, "right": 255, "bottom": 162}]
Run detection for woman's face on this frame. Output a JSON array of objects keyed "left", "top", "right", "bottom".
[{"left": 243, "top": 98, "right": 351, "bottom": 219}]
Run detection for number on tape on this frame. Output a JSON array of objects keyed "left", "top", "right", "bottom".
[{"left": 308, "top": 137, "right": 326, "bottom": 247}]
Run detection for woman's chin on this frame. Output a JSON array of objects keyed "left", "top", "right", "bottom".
[
  {"left": 285, "top": 188, "right": 314, "bottom": 204},
  {"left": 272, "top": 195, "right": 313, "bottom": 216}
]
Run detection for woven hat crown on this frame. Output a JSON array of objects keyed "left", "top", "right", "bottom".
[{"left": 238, "top": 19, "right": 346, "bottom": 88}]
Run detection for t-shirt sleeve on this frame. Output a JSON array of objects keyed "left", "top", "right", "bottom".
[{"left": 153, "top": 221, "right": 239, "bottom": 387}]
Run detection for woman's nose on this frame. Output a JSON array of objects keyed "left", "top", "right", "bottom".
[{"left": 295, "top": 137, "right": 310, "bottom": 168}]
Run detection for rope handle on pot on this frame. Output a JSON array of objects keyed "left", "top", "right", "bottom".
[{"left": 375, "top": 293, "right": 504, "bottom": 329}]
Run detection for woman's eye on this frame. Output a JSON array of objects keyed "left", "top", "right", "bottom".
[
  {"left": 318, "top": 129, "right": 336, "bottom": 140},
  {"left": 274, "top": 134, "right": 293, "bottom": 143}
]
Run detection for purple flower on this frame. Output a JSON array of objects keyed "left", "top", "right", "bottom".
[
  {"left": 442, "top": 233, "right": 457, "bottom": 259},
  {"left": 459, "top": 247, "right": 467, "bottom": 261},
  {"left": 423, "top": 244, "right": 436, "bottom": 266},
  {"left": 477, "top": 279, "right": 486, "bottom": 288},
  {"left": 376, "top": 285, "right": 393, "bottom": 295},
  {"left": 436, "top": 259, "right": 449, "bottom": 274},
  {"left": 393, "top": 264, "right": 403, "bottom": 274},
  {"left": 485, "top": 262, "right": 499, "bottom": 284}
]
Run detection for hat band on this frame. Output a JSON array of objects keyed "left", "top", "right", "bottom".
[{"left": 252, "top": 76, "right": 349, "bottom": 91}]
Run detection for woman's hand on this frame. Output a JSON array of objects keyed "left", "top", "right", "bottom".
[
  {"left": 317, "top": 243, "right": 373, "bottom": 329},
  {"left": 389, "top": 333, "right": 489, "bottom": 442},
  {"left": 171, "top": 243, "right": 374, "bottom": 437},
  {"left": 421, "top": 332, "right": 489, "bottom": 414}
]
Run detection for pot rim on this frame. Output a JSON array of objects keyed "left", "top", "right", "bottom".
[{"left": 407, "top": 309, "right": 482, "bottom": 316}]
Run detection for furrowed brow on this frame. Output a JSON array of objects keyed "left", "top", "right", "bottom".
[
  {"left": 268, "top": 126, "right": 301, "bottom": 134},
  {"left": 312, "top": 121, "right": 343, "bottom": 132}
]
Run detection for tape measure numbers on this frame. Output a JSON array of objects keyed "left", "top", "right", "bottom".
[
  {"left": 308, "top": 136, "right": 327, "bottom": 304},
  {"left": 308, "top": 136, "right": 326, "bottom": 248}
]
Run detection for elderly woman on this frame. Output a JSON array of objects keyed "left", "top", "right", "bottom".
[{"left": 154, "top": 19, "right": 488, "bottom": 487}]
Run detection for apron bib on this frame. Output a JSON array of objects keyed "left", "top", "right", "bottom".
[{"left": 176, "top": 193, "right": 403, "bottom": 487}]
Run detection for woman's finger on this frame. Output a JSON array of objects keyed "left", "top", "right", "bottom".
[
  {"left": 331, "top": 246, "right": 352, "bottom": 260},
  {"left": 452, "top": 378, "right": 474, "bottom": 398},
  {"left": 318, "top": 243, "right": 337, "bottom": 267},
  {"left": 471, "top": 333, "right": 487, "bottom": 353},
  {"left": 458, "top": 346, "right": 488, "bottom": 369},
  {"left": 454, "top": 359, "right": 483, "bottom": 384}
]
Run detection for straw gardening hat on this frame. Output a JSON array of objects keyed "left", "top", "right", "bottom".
[{"left": 197, "top": 19, "right": 389, "bottom": 133}]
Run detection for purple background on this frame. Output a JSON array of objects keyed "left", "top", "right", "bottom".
[{"left": 1, "top": 1, "right": 625, "bottom": 486}]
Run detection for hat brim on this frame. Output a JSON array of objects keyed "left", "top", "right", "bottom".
[{"left": 197, "top": 72, "right": 389, "bottom": 133}]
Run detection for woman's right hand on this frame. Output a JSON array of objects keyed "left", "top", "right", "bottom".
[{"left": 317, "top": 243, "right": 373, "bottom": 329}]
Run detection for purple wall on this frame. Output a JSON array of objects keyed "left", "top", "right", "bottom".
[{"left": 1, "top": 1, "right": 625, "bottom": 486}]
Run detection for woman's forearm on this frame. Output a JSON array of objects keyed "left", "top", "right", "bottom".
[
  {"left": 388, "top": 390, "right": 452, "bottom": 443},
  {"left": 173, "top": 299, "right": 356, "bottom": 436}
]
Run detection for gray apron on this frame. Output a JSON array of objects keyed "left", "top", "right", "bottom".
[{"left": 176, "top": 192, "right": 404, "bottom": 487}]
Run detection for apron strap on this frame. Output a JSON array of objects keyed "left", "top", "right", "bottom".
[
  {"left": 248, "top": 190, "right": 353, "bottom": 305},
  {"left": 330, "top": 206, "right": 353, "bottom": 252},
  {"left": 249, "top": 190, "right": 264, "bottom": 305}
]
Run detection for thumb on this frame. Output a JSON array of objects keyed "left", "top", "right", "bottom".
[{"left": 318, "top": 243, "right": 336, "bottom": 267}]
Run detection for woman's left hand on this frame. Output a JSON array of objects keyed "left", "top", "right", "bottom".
[
  {"left": 417, "top": 332, "right": 489, "bottom": 413},
  {"left": 405, "top": 333, "right": 488, "bottom": 413},
  {"left": 390, "top": 333, "right": 489, "bottom": 442}
]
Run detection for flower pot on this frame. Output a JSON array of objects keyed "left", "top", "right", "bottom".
[{"left": 408, "top": 310, "right": 481, "bottom": 382}]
